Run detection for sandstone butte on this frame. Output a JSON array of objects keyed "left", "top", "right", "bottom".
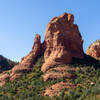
[{"left": 0, "top": 12, "right": 85, "bottom": 90}]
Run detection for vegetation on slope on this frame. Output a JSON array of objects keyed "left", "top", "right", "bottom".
[
  {"left": 0, "top": 55, "right": 99, "bottom": 100},
  {"left": 0, "top": 55, "right": 17, "bottom": 72}
]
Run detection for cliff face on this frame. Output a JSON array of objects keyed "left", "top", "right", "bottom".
[
  {"left": 0, "top": 13, "right": 84, "bottom": 87},
  {"left": 41, "top": 13, "right": 84, "bottom": 72},
  {"left": 17, "top": 12, "right": 84, "bottom": 76}
]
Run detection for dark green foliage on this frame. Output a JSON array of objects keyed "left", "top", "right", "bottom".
[
  {"left": 0, "top": 54, "right": 100, "bottom": 99},
  {"left": 0, "top": 56, "right": 65, "bottom": 100},
  {"left": 0, "top": 55, "right": 17, "bottom": 72},
  {"left": 71, "top": 53, "right": 100, "bottom": 68}
]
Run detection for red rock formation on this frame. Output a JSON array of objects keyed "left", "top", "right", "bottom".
[
  {"left": 0, "top": 13, "right": 84, "bottom": 86},
  {"left": 41, "top": 13, "right": 84, "bottom": 72},
  {"left": 87, "top": 40, "right": 100, "bottom": 60},
  {"left": 20, "top": 34, "right": 41, "bottom": 66},
  {"left": 0, "top": 34, "right": 43, "bottom": 85}
]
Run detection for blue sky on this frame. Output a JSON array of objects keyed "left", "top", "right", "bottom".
[{"left": 0, "top": 0, "right": 100, "bottom": 61}]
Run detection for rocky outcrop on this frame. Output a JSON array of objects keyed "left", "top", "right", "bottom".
[
  {"left": 44, "top": 81, "right": 76, "bottom": 97},
  {"left": 0, "top": 71, "right": 10, "bottom": 86},
  {"left": 0, "top": 13, "right": 84, "bottom": 87},
  {"left": 41, "top": 13, "right": 84, "bottom": 72},
  {"left": 42, "top": 13, "right": 84, "bottom": 97},
  {"left": 43, "top": 66, "right": 77, "bottom": 81},
  {"left": 10, "top": 34, "right": 42, "bottom": 80},
  {"left": 0, "top": 34, "right": 43, "bottom": 86},
  {"left": 87, "top": 39, "right": 100, "bottom": 60},
  {"left": 20, "top": 34, "right": 41, "bottom": 66}
]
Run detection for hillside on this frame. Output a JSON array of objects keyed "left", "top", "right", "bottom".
[
  {"left": 0, "top": 55, "right": 100, "bottom": 100},
  {"left": 0, "top": 55, "right": 17, "bottom": 72},
  {"left": 0, "top": 13, "right": 100, "bottom": 100}
]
